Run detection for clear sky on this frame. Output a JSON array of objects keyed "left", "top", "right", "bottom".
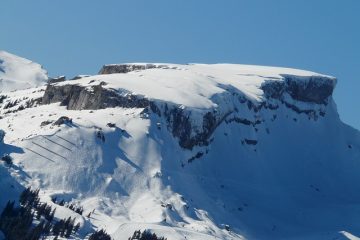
[{"left": 1, "top": 0, "right": 359, "bottom": 129}]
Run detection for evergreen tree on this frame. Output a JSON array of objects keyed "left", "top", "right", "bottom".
[
  {"left": 46, "top": 208, "right": 56, "bottom": 222},
  {"left": 74, "top": 222, "right": 81, "bottom": 233},
  {"left": 128, "top": 230, "right": 167, "bottom": 240},
  {"left": 64, "top": 217, "right": 75, "bottom": 238},
  {"left": 89, "top": 229, "right": 112, "bottom": 240},
  {"left": 52, "top": 219, "right": 64, "bottom": 237},
  {"left": 27, "top": 220, "right": 45, "bottom": 240},
  {"left": 19, "top": 187, "right": 31, "bottom": 205},
  {"left": 0, "top": 200, "right": 15, "bottom": 219},
  {"left": 43, "top": 220, "right": 52, "bottom": 235}
]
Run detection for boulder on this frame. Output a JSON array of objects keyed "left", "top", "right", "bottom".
[{"left": 54, "top": 116, "right": 72, "bottom": 126}]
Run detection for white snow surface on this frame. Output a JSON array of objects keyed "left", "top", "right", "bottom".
[
  {"left": 0, "top": 51, "right": 48, "bottom": 92},
  {"left": 0, "top": 53, "right": 359, "bottom": 240},
  {"left": 57, "top": 63, "right": 336, "bottom": 109}
]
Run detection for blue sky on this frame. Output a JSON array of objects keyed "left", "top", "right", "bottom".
[{"left": 1, "top": 0, "right": 359, "bottom": 129}]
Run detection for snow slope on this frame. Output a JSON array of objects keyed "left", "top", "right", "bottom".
[
  {"left": 0, "top": 51, "right": 48, "bottom": 92},
  {"left": 56, "top": 63, "right": 335, "bottom": 108},
  {"left": 0, "top": 53, "right": 360, "bottom": 240}
]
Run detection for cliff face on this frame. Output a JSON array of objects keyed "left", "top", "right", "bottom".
[
  {"left": 2, "top": 56, "right": 360, "bottom": 240},
  {"left": 167, "top": 75, "right": 336, "bottom": 149},
  {"left": 41, "top": 64, "right": 336, "bottom": 149},
  {"left": 261, "top": 74, "right": 336, "bottom": 104},
  {"left": 42, "top": 84, "right": 149, "bottom": 110},
  {"left": 98, "top": 64, "right": 171, "bottom": 74}
]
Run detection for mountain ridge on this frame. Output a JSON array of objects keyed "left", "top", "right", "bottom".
[
  {"left": 0, "top": 50, "right": 48, "bottom": 92},
  {"left": 40, "top": 63, "right": 336, "bottom": 149},
  {"left": 0, "top": 52, "right": 359, "bottom": 240}
]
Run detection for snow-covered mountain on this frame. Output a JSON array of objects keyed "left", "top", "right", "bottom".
[
  {"left": 0, "top": 52, "right": 360, "bottom": 240},
  {"left": 0, "top": 51, "right": 48, "bottom": 92}
]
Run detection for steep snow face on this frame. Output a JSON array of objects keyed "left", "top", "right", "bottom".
[
  {"left": 2, "top": 90, "right": 360, "bottom": 240},
  {"left": 0, "top": 51, "right": 48, "bottom": 92},
  {"left": 1, "top": 58, "right": 359, "bottom": 240}
]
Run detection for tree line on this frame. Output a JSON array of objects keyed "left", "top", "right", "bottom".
[
  {"left": 0, "top": 188, "right": 168, "bottom": 240},
  {"left": 0, "top": 187, "right": 79, "bottom": 240}
]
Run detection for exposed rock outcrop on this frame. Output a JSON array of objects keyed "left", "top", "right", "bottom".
[
  {"left": 163, "top": 107, "right": 230, "bottom": 149},
  {"left": 53, "top": 116, "right": 72, "bottom": 126},
  {"left": 261, "top": 75, "right": 336, "bottom": 104},
  {"left": 41, "top": 72, "right": 336, "bottom": 150},
  {"left": 48, "top": 76, "right": 66, "bottom": 84},
  {"left": 42, "top": 84, "right": 149, "bottom": 110},
  {"left": 98, "top": 64, "right": 165, "bottom": 74}
]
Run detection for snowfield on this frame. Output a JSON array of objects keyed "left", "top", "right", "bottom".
[
  {"left": 0, "top": 51, "right": 48, "bottom": 92},
  {"left": 0, "top": 52, "right": 359, "bottom": 240},
  {"left": 56, "top": 63, "right": 336, "bottom": 109}
]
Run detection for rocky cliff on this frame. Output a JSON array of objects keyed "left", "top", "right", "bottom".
[
  {"left": 41, "top": 64, "right": 336, "bottom": 149},
  {"left": 2, "top": 55, "right": 360, "bottom": 240},
  {"left": 98, "top": 63, "right": 173, "bottom": 74}
]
